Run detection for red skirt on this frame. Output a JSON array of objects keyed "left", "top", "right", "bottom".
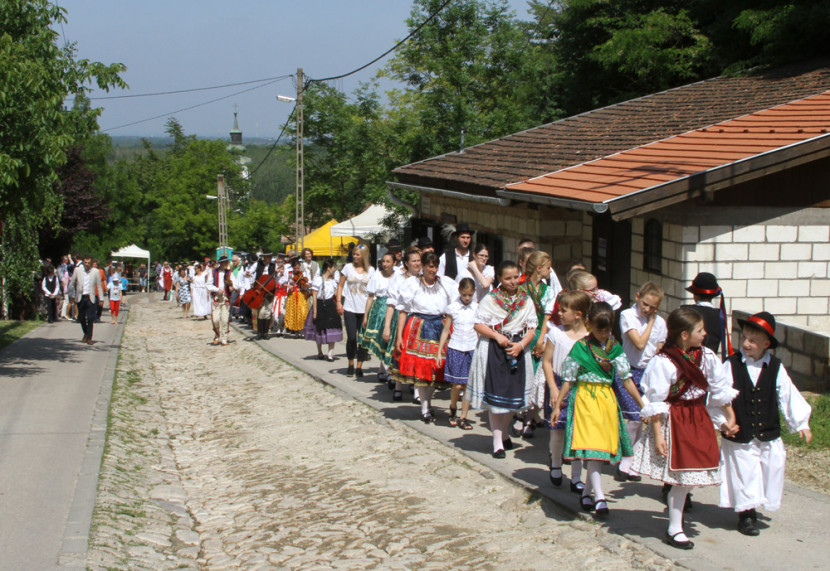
[
  {"left": 668, "top": 397, "right": 720, "bottom": 471},
  {"left": 395, "top": 313, "right": 449, "bottom": 387}
]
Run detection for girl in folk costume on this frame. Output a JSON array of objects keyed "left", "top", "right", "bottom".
[
  {"left": 436, "top": 278, "right": 478, "bottom": 429},
  {"left": 270, "top": 256, "right": 290, "bottom": 337},
  {"left": 303, "top": 258, "right": 343, "bottom": 360},
  {"left": 466, "top": 261, "right": 537, "bottom": 458},
  {"left": 394, "top": 251, "right": 459, "bottom": 423},
  {"left": 283, "top": 257, "right": 311, "bottom": 337},
  {"left": 538, "top": 290, "right": 591, "bottom": 491},
  {"left": 336, "top": 244, "right": 375, "bottom": 377},
  {"left": 382, "top": 248, "right": 422, "bottom": 401},
  {"left": 517, "top": 250, "right": 559, "bottom": 437},
  {"left": 551, "top": 302, "right": 644, "bottom": 516},
  {"left": 359, "top": 253, "right": 397, "bottom": 383},
  {"left": 175, "top": 267, "right": 192, "bottom": 318},
  {"left": 631, "top": 308, "right": 738, "bottom": 550}
]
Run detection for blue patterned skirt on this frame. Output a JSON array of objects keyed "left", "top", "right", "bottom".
[{"left": 444, "top": 347, "right": 473, "bottom": 385}]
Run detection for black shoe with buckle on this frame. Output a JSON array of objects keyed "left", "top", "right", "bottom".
[
  {"left": 492, "top": 449, "right": 506, "bottom": 459},
  {"left": 570, "top": 480, "right": 585, "bottom": 494},
  {"left": 549, "top": 466, "right": 563, "bottom": 487}
]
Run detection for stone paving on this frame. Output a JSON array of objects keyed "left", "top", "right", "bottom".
[{"left": 87, "top": 296, "right": 674, "bottom": 569}]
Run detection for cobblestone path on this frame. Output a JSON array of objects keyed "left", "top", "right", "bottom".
[{"left": 87, "top": 297, "right": 673, "bottom": 570}]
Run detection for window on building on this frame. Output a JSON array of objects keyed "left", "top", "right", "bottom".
[{"left": 644, "top": 219, "right": 662, "bottom": 274}]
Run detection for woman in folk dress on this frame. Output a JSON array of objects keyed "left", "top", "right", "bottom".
[
  {"left": 190, "top": 263, "right": 211, "bottom": 320},
  {"left": 394, "top": 251, "right": 459, "bottom": 422},
  {"left": 466, "top": 261, "right": 537, "bottom": 458},
  {"left": 359, "top": 252, "right": 396, "bottom": 383},
  {"left": 283, "top": 257, "right": 311, "bottom": 337},
  {"left": 382, "top": 248, "right": 422, "bottom": 400}
]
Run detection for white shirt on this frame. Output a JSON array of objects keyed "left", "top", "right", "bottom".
[
  {"left": 81, "top": 267, "right": 93, "bottom": 296},
  {"left": 108, "top": 282, "right": 122, "bottom": 301},
  {"left": 474, "top": 264, "right": 495, "bottom": 302},
  {"left": 340, "top": 264, "right": 375, "bottom": 313},
  {"left": 386, "top": 269, "right": 410, "bottom": 310},
  {"left": 438, "top": 249, "right": 473, "bottom": 282},
  {"left": 640, "top": 347, "right": 738, "bottom": 421},
  {"left": 206, "top": 269, "right": 233, "bottom": 294},
  {"left": 620, "top": 305, "right": 667, "bottom": 369},
  {"left": 312, "top": 275, "right": 338, "bottom": 300},
  {"left": 446, "top": 299, "right": 478, "bottom": 352},
  {"left": 716, "top": 350, "right": 811, "bottom": 434},
  {"left": 399, "top": 276, "right": 459, "bottom": 316},
  {"left": 366, "top": 271, "right": 392, "bottom": 298},
  {"left": 545, "top": 325, "right": 583, "bottom": 375}
]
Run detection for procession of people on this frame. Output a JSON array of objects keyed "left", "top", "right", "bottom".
[{"left": 47, "top": 221, "right": 812, "bottom": 551}]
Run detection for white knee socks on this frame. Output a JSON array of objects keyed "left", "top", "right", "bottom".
[{"left": 668, "top": 485, "right": 692, "bottom": 540}]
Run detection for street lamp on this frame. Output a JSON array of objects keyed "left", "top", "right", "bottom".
[{"left": 277, "top": 67, "right": 304, "bottom": 251}]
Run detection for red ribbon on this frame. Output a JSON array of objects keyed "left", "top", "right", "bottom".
[
  {"left": 748, "top": 315, "right": 775, "bottom": 338},
  {"left": 690, "top": 286, "right": 721, "bottom": 296}
]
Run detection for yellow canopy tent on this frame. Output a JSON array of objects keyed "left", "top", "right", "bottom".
[{"left": 286, "top": 219, "right": 358, "bottom": 257}]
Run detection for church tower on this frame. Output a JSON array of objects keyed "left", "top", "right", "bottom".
[{"left": 227, "top": 105, "right": 251, "bottom": 179}]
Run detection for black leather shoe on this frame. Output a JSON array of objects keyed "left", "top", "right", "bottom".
[
  {"left": 581, "top": 495, "right": 594, "bottom": 512},
  {"left": 492, "top": 449, "right": 506, "bottom": 459},
  {"left": 393, "top": 390, "right": 402, "bottom": 402},
  {"left": 594, "top": 499, "right": 609, "bottom": 516},
  {"left": 346, "top": 365, "right": 355, "bottom": 376},
  {"left": 355, "top": 368, "right": 364, "bottom": 378},
  {"left": 738, "top": 514, "right": 760, "bottom": 536},
  {"left": 502, "top": 437, "right": 514, "bottom": 450},
  {"left": 614, "top": 467, "right": 628, "bottom": 482},
  {"left": 570, "top": 480, "right": 585, "bottom": 494},
  {"left": 549, "top": 467, "right": 563, "bottom": 487},
  {"left": 664, "top": 531, "right": 694, "bottom": 550}
]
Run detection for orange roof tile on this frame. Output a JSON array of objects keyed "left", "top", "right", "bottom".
[{"left": 505, "top": 91, "right": 830, "bottom": 204}]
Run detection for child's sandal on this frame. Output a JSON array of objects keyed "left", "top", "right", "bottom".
[{"left": 457, "top": 418, "right": 473, "bottom": 430}]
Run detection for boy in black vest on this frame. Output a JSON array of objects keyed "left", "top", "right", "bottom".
[
  {"left": 718, "top": 311, "right": 812, "bottom": 536},
  {"left": 680, "top": 272, "right": 729, "bottom": 359}
]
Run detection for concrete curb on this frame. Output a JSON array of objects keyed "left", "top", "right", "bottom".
[{"left": 58, "top": 305, "right": 129, "bottom": 569}]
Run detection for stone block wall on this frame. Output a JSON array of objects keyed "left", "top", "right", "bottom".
[
  {"left": 420, "top": 194, "right": 585, "bottom": 274},
  {"left": 636, "top": 207, "right": 830, "bottom": 333},
  {"left": 732, "top": 310, "right": 830, "bottom": 393}
]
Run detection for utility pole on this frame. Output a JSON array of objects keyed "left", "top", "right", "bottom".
[
  {"left": 296, "top": 67, "right": 305, "bottom": 251},
  {"left": 217, "top": 174, "right": 230, "bottom": 259}
]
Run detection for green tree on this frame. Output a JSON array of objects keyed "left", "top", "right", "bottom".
[
  {"left": 228, "top": 198, "right": 291, "bottom": 253},
  {"left": 382, "top": 0, "right": 533, "bottom": 160},
  {"left": 0, "top": 0, "right": 125, "bottom": 308}
]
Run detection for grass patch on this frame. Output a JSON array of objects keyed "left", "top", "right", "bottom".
[
  {"left": 0, "top": 320, "right": 40, "bottom": 351},
  {"left": 781, "top": 394, "right": 830, "bottom": 450}
]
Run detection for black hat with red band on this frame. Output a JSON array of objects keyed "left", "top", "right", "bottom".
[
  {"left": 737, "top": 311, "right": 779, "bottom": 349},
  {"left": 685, "top": 272, "right": 721, "bottom": 297}
]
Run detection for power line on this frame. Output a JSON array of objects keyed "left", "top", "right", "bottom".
[
  {"left": 86, "top": 75, "right": 292, "bottom": 100},
  {"left": 249, "top": 102, "right": 297, "bottom": 178},
  {"left": 101, "top": 77, "right": 285, "bottom": 133},
  {"left": 307, "top": 0, "right": 455, "bottom": 84}
]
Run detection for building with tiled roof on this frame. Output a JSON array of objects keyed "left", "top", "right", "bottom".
[{"left": 388, "top": 59, "right": 830, "bottom": 390}]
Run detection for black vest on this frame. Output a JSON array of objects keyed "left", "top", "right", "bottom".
[
  {"left": 723, "top": 353, "right": 781, "bottom": 444},
  {"left": 680, "top": 304, "right": 722, "bottom": 354},
  {"left": 443, "top": 248, "right": 472, "bottom": 280}
]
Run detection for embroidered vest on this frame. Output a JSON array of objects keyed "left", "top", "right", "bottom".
[
  {"left": 213, "top": 269, "right": 232, "bottom": 297},
  {"left": 723, "top": 353, "right": 781, "bottom": 443},
  {"left": 443, "top": 248, "right": 472, "bottom": 280}
]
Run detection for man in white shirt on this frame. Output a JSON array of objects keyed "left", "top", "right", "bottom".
[
  {"left": 206, "top": 256, "right": 235, "bottom": 346},
  {"left": 69, "top": 255, "right": 103, "bottom": 345},
  {"left": 437, "top": 222, "right": 473, "bottom": 282}
]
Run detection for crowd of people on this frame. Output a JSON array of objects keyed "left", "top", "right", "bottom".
[
  {"left": 183, "top": 222, "right": 813, "bottom": 550},
  {"left": 36, "top": 254, "right": 139, "bottom": 344},
  {"left": 53, "top": 223, "right": 813, "bottom": 550}
]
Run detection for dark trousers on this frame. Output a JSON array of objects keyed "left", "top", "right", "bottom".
[
  {"left": 45, "top": 297, "right": 58, "bottom": 323},
  {"left": 78, "top": 296, "right": 97, "bottom": 339},
  {"left": 343, "top": 310, "right": 367, "bottom": 361}
]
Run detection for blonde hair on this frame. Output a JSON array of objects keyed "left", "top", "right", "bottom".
[
  {"left": 526, "top": 250, "right": 551, "bottom": 279},
  {"left": 568, "top": 270, "right": 595, "bottom": 291},
  {"left": 637, "top": 281, "right": 664, "bottom": 300},
  {"left": 353, "top": 243, "right": 371, "bottom": 271}
]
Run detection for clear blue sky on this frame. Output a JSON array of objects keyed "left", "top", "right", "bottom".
[{"left": 59, "top": 1, "right": 533, "bottom": 139}]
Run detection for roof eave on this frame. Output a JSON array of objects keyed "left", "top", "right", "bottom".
[{"left": 605, "top": 131, "right": 830, "bottom": 220}]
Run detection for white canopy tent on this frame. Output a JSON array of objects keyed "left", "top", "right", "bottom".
[
  {"left": 330, "top": 204, "right": 396, "bottom": 240},
  {"left": 110, "top": 244, "right": 151, "bottom": 269}
]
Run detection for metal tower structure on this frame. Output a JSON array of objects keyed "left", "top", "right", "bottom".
[
  {"left": 216, "top": 174, "right": 230, "bottom": 259},
  {"left": 296, "top": 68, "right": 305, "bottom": 250}
]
